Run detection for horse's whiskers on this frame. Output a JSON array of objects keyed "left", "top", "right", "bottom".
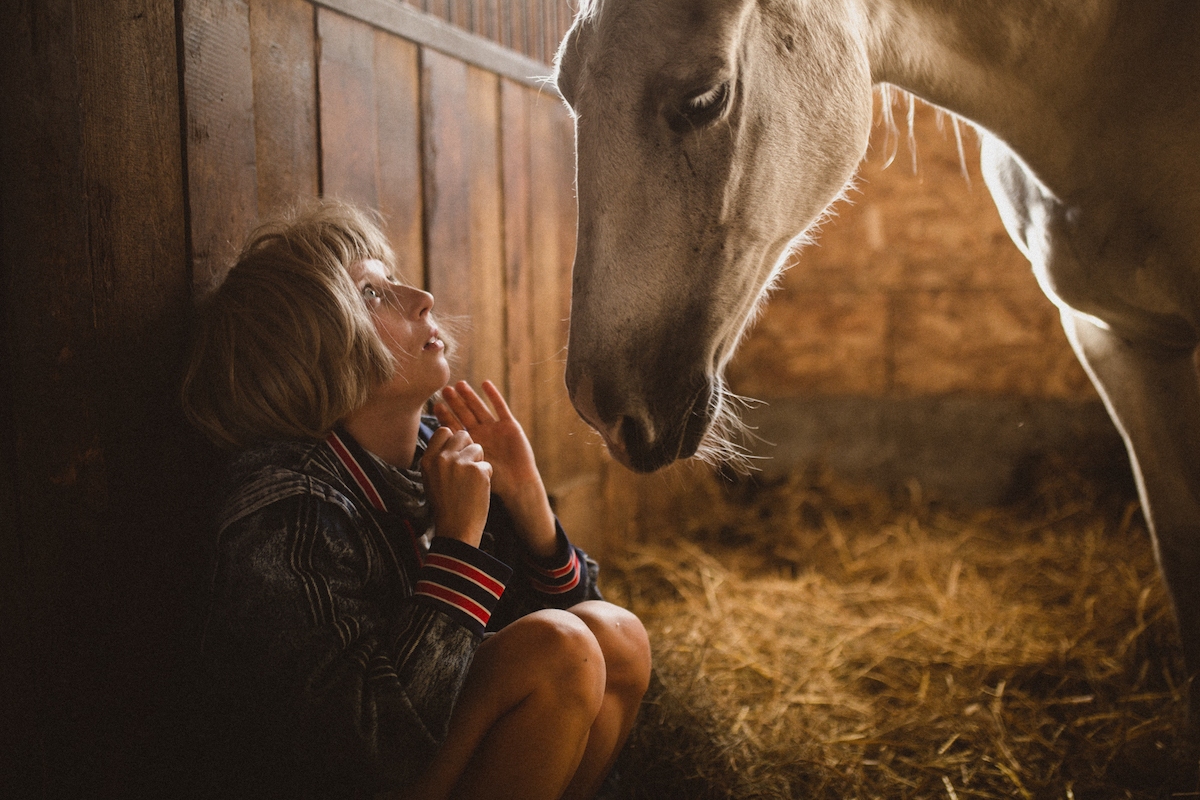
[{"left": 693, "top": 379, "right": 766, "bottom": 475}]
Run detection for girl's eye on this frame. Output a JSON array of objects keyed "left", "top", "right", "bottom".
[{"left": 362, "top": 284, "right": 382, "bottom": 301}]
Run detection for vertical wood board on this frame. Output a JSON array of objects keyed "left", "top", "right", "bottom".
[
  {"left": 74, "top": 0, "right": 198, "bottom": 780},
  {"left": 525, "top": 0, "right": 542, "bottom": 62},
  {"left": 421, "top": 47, "right": 473, "bottom": 381},
  {"left": 542, "top": 0, "right": 558, "bottom": 68},
  {"left": 249, "top": 0, "right": 319, "bottom": 215},
  {"left": 1, "top": 4, "right": 98, "bottom": 788},
  {"left": 500, "top": 79, "right": 535, "bottom": 427},
  {"left": 465, "top": 65, "right": 507, "bottom": 392},
  {"left": 450, "top": 0, "right": 470, "bottom": 30},
  {"left": 4, "top": 0, "right": 194, "bottom": 791},
  {"left": 527, "top": 88, "right": 568, "bottom": 489},
  {"left": 373, "top": 32, "right": 425, "bottom": 285},
  {"left": 181, "top": 0, "right": 260, "bottom": 291},
  {"left": 318, "top": 8, "right": 381, "bottom": 209}
]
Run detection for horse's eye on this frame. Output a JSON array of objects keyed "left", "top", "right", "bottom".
[
  {"left": 687, "top": 84, "right": 726, "bottom": 112},
  {"left": 670, "top": 82, "right": 730, "bottom": 132}
]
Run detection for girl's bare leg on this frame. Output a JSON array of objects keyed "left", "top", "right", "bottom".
[
  {"left": 403, "top": 609, "right": 606, "bottom": 800},
  {"left": 561, "top": 601, "right": 652, "bottom": 800}
]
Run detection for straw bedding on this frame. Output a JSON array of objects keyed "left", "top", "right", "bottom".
[{"left": 604, "top": 461, "right": 1200, "bottom": 799}]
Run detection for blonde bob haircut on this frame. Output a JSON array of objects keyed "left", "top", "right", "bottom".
[{"left": 182, "top": 199, "right": 403, "bottom": 449}]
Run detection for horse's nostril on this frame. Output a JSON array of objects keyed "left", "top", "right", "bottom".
[
  {"left": 618, "top": 414, "right": 680, "bottom": 473},
  {"left": 618, "top": 414, "right": 652, "bottom": 453}
]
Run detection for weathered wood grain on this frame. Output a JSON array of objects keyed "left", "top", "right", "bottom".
[
  {"left": 249, "top": 0, "right": 319, "bottom": 214},
  {"left": 182, "top": 0, "right": 260, "bottom": 291},
  {"left": 373, "top": 32, "right": 426, "bottom": 285},
  {"left": 500, "top": 79, "right": 535, "bottom": 427},
  {"left": 318, "top": 8, "right": 380, "bottom": 209},
  {"left": 3, "top": 0, "right": 194, "bottom": 792},
  {"left": 465, "top": 66, "right": 507, "bottom": 393},
  {"left": 421, "top": 47, "right": 474, "bottom": 382}
]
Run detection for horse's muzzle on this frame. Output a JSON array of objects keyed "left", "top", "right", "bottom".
[{"left": 567, "top": 366, "right": 711, "bottom": 473}]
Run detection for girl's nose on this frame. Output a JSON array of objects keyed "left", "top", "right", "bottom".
[{"left": 399, "top": 285, "right": 435, "bottom": 318}]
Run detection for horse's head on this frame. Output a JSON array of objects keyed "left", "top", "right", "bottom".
[{"left": 557, "top": 0, "right": 873, "bottom": 472}]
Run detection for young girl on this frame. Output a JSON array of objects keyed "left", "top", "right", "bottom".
[{"left": 182, "top": 200, "right": 650, "bottom": 799}]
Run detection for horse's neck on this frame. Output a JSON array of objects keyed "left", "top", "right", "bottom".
[{"left": 855, "top": 0, "right": 1129, "bottom": 189}]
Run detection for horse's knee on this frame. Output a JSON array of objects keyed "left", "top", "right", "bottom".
[
  {"left": 569, "top": 601, "right": 651, "bottom": 700},
  {"left": 509, "top": 609, "right": 606, "bottom": 712}
]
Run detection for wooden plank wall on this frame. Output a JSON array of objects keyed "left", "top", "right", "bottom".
[
  {"left": 1, "top": 0, "right": 606, "bottom": 794},
  {"left": 181, "top": 0, "right": 616, "bottom": 553},
  {"left": 2, "top": 0, "right": 199, "bottom": 795}
]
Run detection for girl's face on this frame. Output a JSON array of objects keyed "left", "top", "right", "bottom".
[{"left": 349, "top": 258, "right": 450, "bottom": 406}]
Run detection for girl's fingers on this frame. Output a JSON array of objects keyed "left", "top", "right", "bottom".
[
  {"left": 481, "top": 380, "right": 515, "bottom": 421},
  {"left": 442, "top": 385, "right": 480, "bottom": 427},
  {"left": 456, "top": 381, "right": 497, "bottom": 424},
  {"left": 423, "top": 425, "right": 454, "bottom": 458},
  {"left": 432, "top": 401, "right": 463, "bottom": 432}
]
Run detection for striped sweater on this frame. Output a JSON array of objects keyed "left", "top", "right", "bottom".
[{"left": 198, "top": 421, "right": 600, "bottom": 797}]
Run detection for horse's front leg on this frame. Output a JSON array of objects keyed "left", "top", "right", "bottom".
[{"left": 1062, "top": 311, "right": 1200, "bottom": 714}]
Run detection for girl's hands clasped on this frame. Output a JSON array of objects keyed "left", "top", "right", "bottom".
[{"left": 432, "top": 381, "right": 558, "bottom": 558}]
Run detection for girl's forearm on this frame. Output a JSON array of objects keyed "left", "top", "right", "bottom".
[{"left": 502, "top": 480, "right": 559, "bottom": 558}]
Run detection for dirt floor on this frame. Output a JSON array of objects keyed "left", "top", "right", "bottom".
[{"left": 604, "top": 460, "right": 1200, "bottom": 799}]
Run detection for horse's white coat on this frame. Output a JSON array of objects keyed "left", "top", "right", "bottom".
[{"left": 557, "top": 0, "right": 1200, "bottom": 697}]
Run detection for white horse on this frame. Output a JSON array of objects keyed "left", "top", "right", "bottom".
[{"left": 556, "top": 0, "right": 1200, "bottom": 700}]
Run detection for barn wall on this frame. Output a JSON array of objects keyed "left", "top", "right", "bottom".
[
  {"left": 1, "top": 0, "right": 200, "bottom": 795},
  {"left": 722, "top": 99, "right": 1127, "bottom": 503},
  {"left": 0, "top": 1, "right": 614, "bottom": 795}
]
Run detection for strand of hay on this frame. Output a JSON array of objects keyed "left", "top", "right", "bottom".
[{"left": 606, "top": 463, "right": 1199, "bottom": 799}]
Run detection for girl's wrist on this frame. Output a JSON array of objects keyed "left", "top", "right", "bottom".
[
  {"left": 503, "top": 484, "right": 558, "bottom": 558},
  {"left": 432, "top": 519, "right": 484, "bottom": 549}
]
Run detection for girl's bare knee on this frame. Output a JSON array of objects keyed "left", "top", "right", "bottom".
[
  {"left": 569, "top": 601, "right": 651, "bottom": 698},
  {"left": 509, "top": 610, "right": 606, "bottom": 712}
]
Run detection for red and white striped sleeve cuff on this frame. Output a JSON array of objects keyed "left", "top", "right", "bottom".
[
  {"left": 524, "top": 527, "right": 582, "bottom": 595},
  {"left": 414, "top": 537, "right": 512, "bottom": 637}
]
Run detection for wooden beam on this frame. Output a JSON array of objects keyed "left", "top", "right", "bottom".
[{"left": 314, "top": 0, "right": 559, "bottom": 88}]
